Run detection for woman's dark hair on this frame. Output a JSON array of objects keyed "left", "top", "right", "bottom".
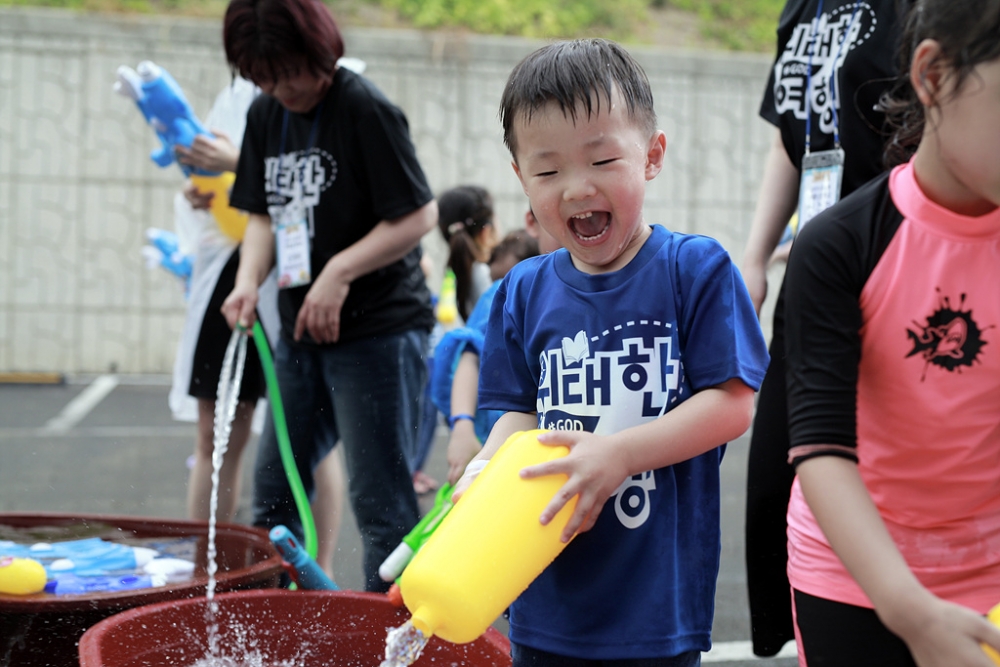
[
  {"left": 223, "top": 0, "right": 345, "bottom": 86},
  {"left": 499, "top": 38, "right": 657, "bottom": 160},
  {"left": 437, "top": 185, "right": 494, "bottom": 322},
  {"left": 881, "top": 0, "right": 1000, "bottom": 166}
]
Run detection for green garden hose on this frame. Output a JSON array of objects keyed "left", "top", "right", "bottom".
[{"left": 250, "top": 321, "right": 318, "bottom": 559}]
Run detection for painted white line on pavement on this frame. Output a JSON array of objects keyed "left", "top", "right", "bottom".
[
  {"left": 703, "top": 640, "right": 798, "bottom": 663},
  {"left": 42, "top": 374, "right": 120, "bottom": 433},
  {"left": 0, "top": 425, "right": 192, "bottom": 439}
]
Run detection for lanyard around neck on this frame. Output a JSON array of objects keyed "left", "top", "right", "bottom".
[
  {"left": 804, "top": 0, "right": 862, "bottom": 155},
  {"left": 278, "top": 98, "right": 325, "bottom": 168}
]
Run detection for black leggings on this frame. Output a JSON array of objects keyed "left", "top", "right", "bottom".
[{"left": 794, "top": 589, "right": 917, "bottom": 667}]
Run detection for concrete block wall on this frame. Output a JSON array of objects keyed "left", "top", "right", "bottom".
[{"left": 0, "top": 7, "right": 773, "bottom": 375}]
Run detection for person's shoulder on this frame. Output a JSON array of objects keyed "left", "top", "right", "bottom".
[
  {"left": 796, "top": 171, "right": 893, "bottom": 248},
  {"left": 776, "top": 0, "right": 811, "bottom": 31},
  {"left": 498, "top": 254, "right": 566, "bottom": 301},
  {"left": 335, "top": 68, "right": 395, "bottom": 113},
  {"left": 791, "top": 171, "right": 899, "bottom": 281},
  {"left": 498, "top": 253, "right": 555, "bottom": 294},
  {"left": 647, "top": 225, "right": 728, "bottom": 263}
]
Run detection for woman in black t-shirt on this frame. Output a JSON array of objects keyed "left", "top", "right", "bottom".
[
  {"left": 742, "top": 0, "right": 909, "bottom": 656},
  {"left": 220, "top": 0, "right": 438, "bottom": 593}
]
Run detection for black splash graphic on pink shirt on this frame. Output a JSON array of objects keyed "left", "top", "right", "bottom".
[{"left": 906, "top": 290, "right": 992, "bottom": 380}]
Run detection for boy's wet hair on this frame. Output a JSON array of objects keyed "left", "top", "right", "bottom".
[
  {"left": 499, "top": 39, "right": 657, "bottom": 158},
  {"left": 881, "top": 0, "right": 1000, "bottom": 166}
]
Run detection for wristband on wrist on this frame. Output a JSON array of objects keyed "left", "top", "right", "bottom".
[
  {"left": 448, "top": 413, "right": 475, "bottom": 429},
  {"left": 463, "top": 459, "right": 490, "bottom": 478}
]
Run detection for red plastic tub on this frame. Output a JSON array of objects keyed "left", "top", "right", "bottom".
[
  {"left": 79, "top": 589, "right": 512, "bottom": 667},
  {"left": 0, "top": 513, "right": 283, "bottom": 667}
]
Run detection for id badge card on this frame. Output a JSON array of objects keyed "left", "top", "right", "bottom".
[
  {"left": 275, "top": 209, "right": 312, "bottom": 289},
  {"left": 798, "top": 148, "right": 845, "bottom": 231}
]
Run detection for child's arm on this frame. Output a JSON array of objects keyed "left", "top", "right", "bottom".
[
  {"left": 797, "top": 456, "right": 1000, "bottom": 667},
  {"left": 452, "top": 410, "right": 537, "bottom": 501},
  {"left": 446, "top": 351, "right": 483, "bottom": 484},
  {"left": 525, "top": 377, "right": 755, "bottom": 542}
]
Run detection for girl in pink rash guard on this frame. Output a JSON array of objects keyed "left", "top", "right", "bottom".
[{"left": 782, "top": 1, "right": 1000, "bottom": 665}]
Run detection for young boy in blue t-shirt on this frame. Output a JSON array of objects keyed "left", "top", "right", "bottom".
[{"left": 455, "top": 39, "right": 770, "bottom": 666}]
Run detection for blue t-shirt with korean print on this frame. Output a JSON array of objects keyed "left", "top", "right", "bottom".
[{"left": 479, "top": 224, "right": 769, "bottom": 659}]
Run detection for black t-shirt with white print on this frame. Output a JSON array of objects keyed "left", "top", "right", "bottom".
[
  {"left": 231, "top": 66, "right": 435, "bottom": 345},
  {"left": 760, "top": 0, "right": 906, "bottom": 196}
]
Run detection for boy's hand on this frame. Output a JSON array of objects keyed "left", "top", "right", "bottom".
[
  {"left": 451, "top": 458, "right": 488, "bottom": 504},
  {"left": 521, "top": 430, "right": 630, "bottom": 543}
]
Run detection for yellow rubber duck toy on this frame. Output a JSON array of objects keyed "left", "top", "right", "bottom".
[{"left": 0, "top": 556, "right": 47, "bottom": 595}]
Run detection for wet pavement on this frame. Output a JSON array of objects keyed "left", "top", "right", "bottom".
[{"left": 0, "top": 375, "right": 796, "bottom": 666}]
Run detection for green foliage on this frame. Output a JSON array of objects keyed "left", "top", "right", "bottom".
[
  {"left": 0, "top": 0, "right": 229, "bottom": 16},
  {"left": 0, "top": 0, "right": 786, "bottom": 51},
  {"left": 667, "top": 0, "right": 784, "bottom": 51},
  {"left": 376, "top": 0, "right": 649, "bottom": 40}
]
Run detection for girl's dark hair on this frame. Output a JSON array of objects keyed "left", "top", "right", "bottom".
[
  {"left": 223, "top": 0, "right": 345, "bottom": 86},
  {"left": 489, "top": 229, "right": 539, "bottom": 269},
  {"left": 437, "top": 185, "right": 494, "bottom": 322},
  {"left": 499, "top": 39, "right": 657, "bottom": 159},
  {"left": 881, "top": 0, "right": 1000, "bottom": 166}
]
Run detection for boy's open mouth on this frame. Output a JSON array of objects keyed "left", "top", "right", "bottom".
[{"left": 569, "top": 211, "right": 611, "bottom": 241}]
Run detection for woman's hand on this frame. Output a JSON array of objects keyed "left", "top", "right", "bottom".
[
  {"left": 446, "top": 420, "right": 482, "bottom": 485},
  {"left": 294, "top": 258, "right": 350, "bottom": 343},
  {"left": 221, "top": 281, "right": 259, "bottom": 331},
  {"left": 175, "top": 129, "right": 240, "bottom": 173}
]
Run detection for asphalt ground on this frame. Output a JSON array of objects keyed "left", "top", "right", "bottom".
[{"left": 0, "top": 375, "right": 797, "bottom": 666}]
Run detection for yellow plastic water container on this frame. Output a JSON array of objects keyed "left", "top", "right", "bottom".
[
  {"left": 399, "top": 429, "right": 576, "bottom": 644},
  {"left": 189, "top": 172, "right": 248, "bottom": 242},
  {"left": 985, "top": 602, "right": 1000, "bottom": 664}
]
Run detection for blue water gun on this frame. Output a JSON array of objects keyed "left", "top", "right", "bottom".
[
  {"left": 113, "top": 60, "right": 216, "bottom": 177},
  {"left": 114, "top": 60, "right": 249, "bottom": 241},
  {"left": 269, "top": 526, "right": 338, "bottom": 591},
  {"left": 141, "top": 228, "right": 193, "bottom": 284}
]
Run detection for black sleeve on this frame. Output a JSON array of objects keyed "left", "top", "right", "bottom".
[
  {"left": 351, "top": 83, "right": 433, "bottom": 222},
  {"left": 229, "top": 96, "right": 271, "bottom": 216},
  {"left": 784, "top": 173, "right": 900, "bottom": 466}
]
